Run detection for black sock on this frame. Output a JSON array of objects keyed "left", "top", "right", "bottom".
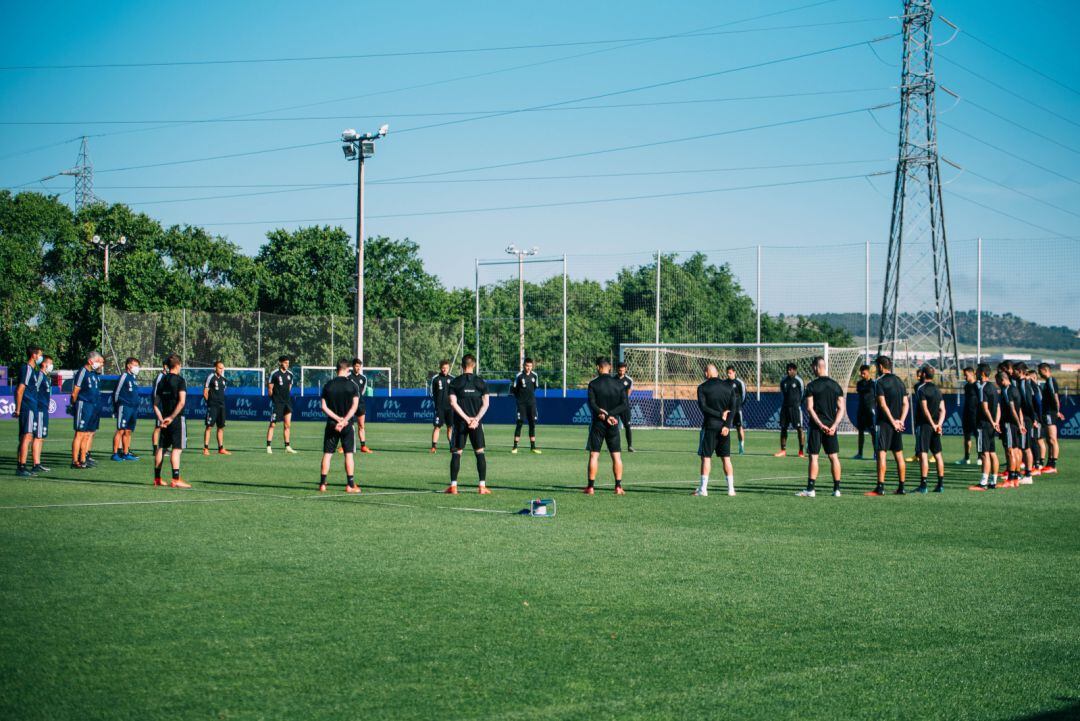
[
  {"left": 359, "top": 441, "right": 366, "bottom": 449},
  {"left": 320, "top": 474, "right": 327, "bottom": 484},
  {"left": 807, "top": 478, "right": 815, "bottom": 491},
  {"left": 218, "top": 445, "right": 223, "bottom": 451},
  {"left": 347, "top": 474, "right": 355, "bottom": 488},
  {"left": 17, "top": 463, "right": 24, "bottom": 471},
  {"left": 626, "top": 427, "right": 633, "bottom": 446},
  {"left": 530, "top": 440, "right": 536, "bottom": 449},
  {"left": 172, "top": 467, "right": 180, "bottom": 480},
  {"left": 154, "top": 463, "right": 163, "bottom": 478},
  {"left": 833, "top": 479, "right": 841, "bottom": 492},
  {"left": 615, "top": 479, "right": 622, "bottom": 488},
  {"left": 450, "top": 453, "right": 461, "bottom": 482},
  {"left": 203, "top": 444, "right": 209, "bottom": 450},
  {"left": 476, "top": 453, "right": 487, "bottom": 482},
  {"left": 797, "top": 430, "right": 804, "bottom": 453},
  {"left": 780, "top": 429, "right": 788, "bottom": 450},
  {"left": 513, "top": 440, "right": 519, "bottom": 448},
  {"left": 937, "top": 476, "right": 944, "bottom": 485},
  {"left": 431, "top": 442, "right": 437, "bottom": 449},
  {"left": 858, "top": 432, "right": 865, "bottom": 455},
  {"left": 920, "top": 477, "right": 927, "bottom": 485},
  {"left": 587, "top": 478, "right": 595, "bottom": 489}
]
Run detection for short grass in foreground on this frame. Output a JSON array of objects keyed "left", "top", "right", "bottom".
[{"left": 1, "top": 421, "right": 1078, "bottom": 721}]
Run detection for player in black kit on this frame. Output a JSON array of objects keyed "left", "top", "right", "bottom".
[
  {"left": 913, "top": 365, "right": 945, "bottom": 493},
  {"left": 854, "top": 364, "right": 876, "bottom": 459},
  {"left": 775, "top": 363, "right": 805, "bottom": 457},
  {"left": 153, "top": 354, "right": 190, "bottom": 489},
  {"left": 615, "top": 362, "right": 635, "bottom": 452},
  {"left": 266, "top": 356, "right": 297, "bottom": 454},
  {"left": 970, "top": 363, "right": 1001, "bottom": 490},
  {"left": 511, "top": 358, "right": 541, "bottom": 454},
  {"left": 349, "top": 358, "right": 373, "bottom": 454},
  {"left": 725, "top": 366, "right": 747, "bottom": 455},
  {"left": 202, "top": 360, "right": 231, "bottom": 456},
  {"left": 869, "top": 355, "right": 909, "bottom": 496},
  {"left": 584, "top": 358, "right": 629, "bottom": 495},
  {"left": 319, "top": 360, "right": 361, "bottom": 493},
  {"left": 429, "top": 360, "right": 454, "bottom": 452},
  {"left": 957, "top": 367, "right": 978, "bottom": 465},
  {"left": 799, "top": 356, "right": 845, "bottom": 498},
  {"left": 693, "top": 364, "right": 737, "bottom": 497},
  {"left": 446, "top": 354, "right": 491, "bottom": 495}
]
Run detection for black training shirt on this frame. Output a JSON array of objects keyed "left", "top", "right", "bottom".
[
  {"left": 697, "top": 377, "right": 735, "bottom": 430},
  {"left": 1000, "top": 383, "right": 1023, "bottom": 425},
  {"left": 430, "top": 372, "right": 453, "bottom": 410},
  {"left": 512, "top": 371, "right": 539, "bottom": 403},
  {"left": 588, "top": 373, "right": 627, "bottom": 423},
  {"left": 322, "top": 376, "right": 359, "bottom": 419},
  {"left": 805, "top": 376, "right": 844, "bottom": 427},
  {"left": 779, "top": 375, "right": 804, "bottom": 407},
  {"left": 874, "top": 373, "right": 907, "bottom": 420},
  {"left": 155, "top": 373, "right": 187, "bottom": 417},
  {"left": 269, "top": 369, "right": 293, "bottom": 402},
  {"left": 449, "top": 373, "right": 488, "bottom": 418},
  {"left": 205, "top": 373, "right": 227, "bottom": 407},
  {"left": 856, "top": 378, "right": 876, "bottom": 411},
  {"left": 977, "top": 381, "right": 1000, "bottom": 422},
  {"left": 915, "top": 381, "right": 943, "bottom": 426},
  {"left": 963, "top": 381, "right": 980, "bottom": 418}
]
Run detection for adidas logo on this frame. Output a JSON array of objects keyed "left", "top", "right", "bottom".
[
  {"left": 942, "top": 411, "right": 964, "bottom": 435},
  {"left": 1061, "top": 412, "right": 1080, "bottom": 439},
  {"left": 665, "top": 404, "right": 692, "bottom": 427},
  {"left": 630, "top": 404, "right": 647, "bottom": 424},
  {"left": 765, "top": 408, "right": 780, "bottom": 430},
  {"left": 572, "top": 404, "right": 592, "bottom": 425}
]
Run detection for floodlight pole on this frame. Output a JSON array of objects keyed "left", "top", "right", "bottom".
[
  {"left": 505, "top": 244, "right": 539, "bottom": 371},
  {"left": 342, "top": 125, "right": 389, "bottom": 364},
  {"left": 91, "top": 233, "right": 126, "bottom": 365}
]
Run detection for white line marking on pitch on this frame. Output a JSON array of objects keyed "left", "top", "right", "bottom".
[
  {"left": 436, "top": 505, "right": 517, "bottom": 514},
  {"left": 0, "top": 498, "right": 243, "bottom": 510}
]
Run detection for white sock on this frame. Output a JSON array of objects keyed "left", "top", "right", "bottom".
[
  {"left": 726, "top": 475, "right": 735, "bottom": 493},
  {"left": 478, "top": 480, "right": 486, "bottom": 487},
  {"left": 450, "top": 480, "right": 458, "bottom": 487},
  {"left": 979, "top": 473, "right": 988, "bottom": 485},
  {"left": 699, "top": 474, "right": 709, "bottom": 491}
]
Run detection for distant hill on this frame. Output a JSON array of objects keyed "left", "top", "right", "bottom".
[{"left": 808, "top": 312, "right": 1080, "bottom": 351}]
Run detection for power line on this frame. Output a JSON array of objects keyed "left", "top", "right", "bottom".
[
  {"left": 947, "top": 190, "right": 1076, "bottom": 240},
  {"left": 0, "top": 87, "right": 894, "bottom": 126},
  {"left": 939, "top": 120, "right": 1080, "bottom": 187},
  {"left": 0, "top": 16, "right": 884, "bottom": 71},
  {"left": 193, "top": 171, "right": 888, "bottom": 226},
  {"left": 962, "top": 168, "right": 1080, "bottom": 220},
  {"left": 962, "top": 97, "right": 1080, "bottom": 156},
  {"left": 937, "top": 53, "right": 1080, "bottom": 130},
  {"left": 94, "top": 139, "right": 334, "bottom": 174},
  {"left": 961, "top": 29, "right": 1080, "bottom": 97}
]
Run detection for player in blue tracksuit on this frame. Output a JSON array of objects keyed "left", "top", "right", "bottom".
[
  {"left": 112, "top": 357, "right": 142, "bottom": 462},
  {"left": 29, "top": 355, "right": 54, "bottom": 474},
  {"left": 71, "top": 351, "right": 104, "bottom": 469},
  {"left": 15, "top": 345, "right": 44, "bottom": 477}
]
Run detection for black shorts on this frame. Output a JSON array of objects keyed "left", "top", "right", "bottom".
[
  {"left": 586, "top": 420, "right": 621, "bottom": 453},
  {"left": 323, "top": 421, "right": 356, "bottom": 453},
  {"left": 1027, "top": 420, "right": 1041, "bottom": 442},
  {"left": 875, "top": 423, "right": 904, "bottom": 453},
  {"left": 1001, "top": 423, "right": 1024, "bottom": 450},
  {"left": 432, "top": 407, "right": 454, "bottom": 428},
  {"left": 270, "top": 400, "right": 292, "bottom": 423},
  {"left": 731, "top": 411, "right": 743, "bottom": 429},
  {"left": 515, "top": 401, "right": 537, "bottom": 423},
  {"left": 807, "top": 427, "right": 839, "bottom": 456},
  {"left": 976, "top": 422, "right": 997, "bottom": 454},
  {"left": 856, "top": 407, "right": 875, "bottom": 432},
  {"left": 159, "top": 417, "right": 187, "bottom": 450},
  {"left": 962, "top": 413, "right": 977, "bottom": 436},
  {"left": 698, "top": 427, "right": 731, "bottom": 458},
  {"left": 779, "top": 406, "right": 802, "bottom": 430},
  {"left": 1043, "top": 412, "right": 1058, "bottom": 427},
  {"left": 451, "top": 422, "right": 486, "bottom": 451},
  {"left": 915, "top": 425, "right": 942, "bottom": 455},
  {"left": 619, "top": 408, "right": 632, "bottom": 426},
  {"left": 205, "top": 404, "right": 227, "bottom": 428}
]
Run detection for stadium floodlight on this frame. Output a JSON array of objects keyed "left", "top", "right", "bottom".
[
  {"left": 340, "top": 123, "right": 390, "bottom": 363},
  {"left": 505, "top": 244, "right": 540, "bottom": 371},
  {"left": 90, "top": 233, "right": 127, "bottom": 281}
]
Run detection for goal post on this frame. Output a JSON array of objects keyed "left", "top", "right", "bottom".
[
  {"left": 134, "top": 366, "right": 266, "bottom": 395},
  {"left": 299, "top": 366, "right": 393, "bottom": 397},
  {"left": 618, "top": 343, "right": 864, "bottom": 431}
]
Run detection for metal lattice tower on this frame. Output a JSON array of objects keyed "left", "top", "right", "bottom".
[
  {"left": 59, "top": 136, "right": 98, "bottom": 209},
  {"left": 878, "top": 0, "right": 960, "bottom": 376}
]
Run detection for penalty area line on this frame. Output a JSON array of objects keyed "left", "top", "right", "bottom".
[{"left": 0, "top": 497, "right": 244, "bottom": 510}]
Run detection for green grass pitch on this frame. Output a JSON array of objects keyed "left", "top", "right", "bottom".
[{"left": 1, "top": 420, "right": 1078, "bottom": 720}]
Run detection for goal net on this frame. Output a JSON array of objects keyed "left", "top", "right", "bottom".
[
  {"left": 619, "top": 343, "right": 865, "bottom": 432},
  {"left": 298, "top": 366, "right": 393, "bottom": 396},
  {"left": 133, "top": 366, "right": 266, "bottom": 394}
]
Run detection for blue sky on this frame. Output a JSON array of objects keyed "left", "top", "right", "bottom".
[{"left": 2, "top": 0, "right": 1077, "bottom": 326}]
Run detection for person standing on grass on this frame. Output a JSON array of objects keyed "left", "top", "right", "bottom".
[
  {"left": 429, "top": 360, "right": 454, "bottom": 453},
  {"left": 798, "top": 356, "right": 844, "bottom": 498},
  {"left": 956, "top": 366, "right": 978, "bottom": 466},
  {"left": 446, "top": 354, "right": 490, "bottom": 495},
  {"left": 1037, "top": 363, "right": 1062, "bottom": 473},
  {"left": 349, "top": 358, "right": 373, "bottom": 454},
  {"left": 14, "top": 344, "right": 43, "bottom": 478},
  {"left": 584, "top": 357, "right": 628, "bottom": 495},
  {"left": 971, "top": 363, "right": 1000, "bottom": 491},
  {"left": 774, "top": 363, "right": 805, "bottom": 458},
  {"left": 153, "top": 354, "right": 190, "bottom": 488},
  {"left": 724, "top": 365, "right": 747, "bottom": 455},
  {"left": 1013, "top": 363, "right": 1038, "bottom": 482},
  {"left": 28, "top": 355, "right": 53, "bottom": 475},
  {"left": 998, "top": 370, "right": 1025, "bottom": 488},
  {"left": 267, "top": 356, "right": 297, "bottom": 454},
  {"left": 615, "top": 361, "right": 635, "bottom": 452},
  {"left": 868, "top": 355, "right": 908, "bottom": 496},
  {"left": 853, "top": 364, "right": 876, "bottom": 460},
  {"left": 203, "top": 361, "right": 231, "bottom": 456},
  {"left": 319, "top": 359, "right": 361, "bottom": 494},
  {"left": 111, "top": 357, "right": 141, "bottom": 462},
  {"left": 693, "top": 364, "right": 737, "bottom": 498},
  {"left": 913, "top": 365, "right": 946, "bottom": 494},
  {"left": 151, "top": 359, "right": 168, "bottom": 456},
  {"left": 1027, "top": 368, "right": 1046, "bottom": 472},
  {"left": 71, "top": 351, "right": 104, "bottom": 470},
  {"left": 511, "top": 357, "right": 541, "bottom": 454}
]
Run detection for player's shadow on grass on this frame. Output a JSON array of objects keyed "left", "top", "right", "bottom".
[{"left": 1013, "top": 701, "right": 1080, "bottom": 721}]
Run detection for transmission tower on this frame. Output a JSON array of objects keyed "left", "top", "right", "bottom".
[
  {"left": 58, "top": 136, "right": 98, "bottom": 209},
  {"left": 878, "top": 0, "right": 960, "bottom": 377}
]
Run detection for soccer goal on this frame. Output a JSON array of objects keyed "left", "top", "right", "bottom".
[
  {"left": 298, "top": 366, "right": 393, "bottom": 397},
  {"left": 618, "top": 343, "right": 865, "bottom": 431},
  {"left": 134, "top": 366, "right": 267, "bottom": 395}
]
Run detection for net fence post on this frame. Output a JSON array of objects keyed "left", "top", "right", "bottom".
[
  {"left": 181, "top": 308, "right": 187, "bottom": 366},
  {"left": 256, "top": 310, "right": 262, "bottom": 372},
  {"left": 755, "top": 245, "right": 762, "bottom": 400},
  {"left": 976, "top": 237, "right": 982, "bottom": 362},
  {"left": 474, "top": 257, "right": 480, "bottom": 373},
  {"left": 865, "top": 240, "right": 871, "bottom": 364},
  {"left": 396, "top": 316, "right": 402, "bottom": 391},
  {"left": 654, "top": 251, "right": 662, "bottom": 426},
  {"left": 562, "top": 253, "right": 568, "bottom": 398},
  {"left": 330, "top": 313, "right": 335, "bottom": 365}
]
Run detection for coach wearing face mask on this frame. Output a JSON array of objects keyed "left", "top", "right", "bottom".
[{"left": 71, "top": 351, "right": 104, "bottom": 470}]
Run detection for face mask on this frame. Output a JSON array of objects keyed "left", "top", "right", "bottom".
[
  {"left": 91, "top": 361, "right": 102, "bottom": 371},
  {"left": 131, "top": 366, "right": 141, "bottom": 375},
  {"left": 42, "top": 364, "right": 53, "bottom": 374},
  {"left": 34, "top": 355, "right": 43, "bottom": 366}
]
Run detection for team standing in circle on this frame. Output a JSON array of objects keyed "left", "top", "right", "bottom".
[{"left": 10, "top": 344, "right": 1067, "bottom": 496}]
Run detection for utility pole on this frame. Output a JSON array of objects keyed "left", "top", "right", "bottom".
[
  {"left": 341, "top": 124, "right": 389, "bottom": 363},
  {"left": 878, "top": 0, "right": 961, "bottom": 381},
  {"left": 505, "top": 244, "right": 539, "bottom": 371}
]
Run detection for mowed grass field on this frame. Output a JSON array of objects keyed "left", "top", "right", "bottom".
[{"left": 1, "top": 420, "right": 1078, "bottom": 721}]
